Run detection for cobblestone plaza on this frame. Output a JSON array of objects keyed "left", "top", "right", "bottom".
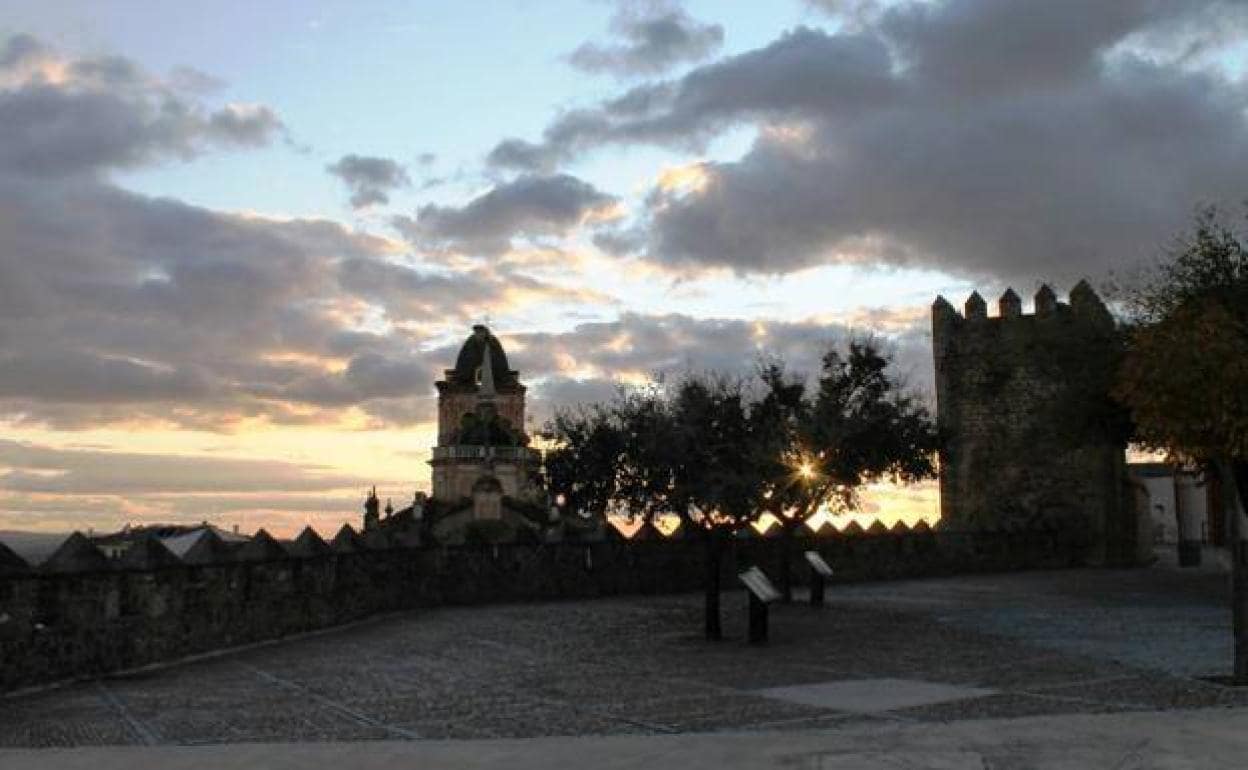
[{"left": 3, "top": 562, "right": 1245, "bottom": 748}]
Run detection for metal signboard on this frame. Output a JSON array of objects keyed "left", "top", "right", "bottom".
[
  {"left": 738, "top": 567, "right": 781, "bottom": 603},
  {"left": 805, "top": 550, "right": 833, "bottom": 578}
]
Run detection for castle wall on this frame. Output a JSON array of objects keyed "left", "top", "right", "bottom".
[
  {"left": 932, "top": 283, "right": 1131, "bottom": 561},
  {"left": 0, "top": 524, "right": 1093, "bottom": 694}
]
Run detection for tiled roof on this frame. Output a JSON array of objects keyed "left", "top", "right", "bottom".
[
  {"left": 289, "top": 527, "right": 331, "bottom": 557},
  {"left": 0, "top": 540, "right": 31, "bottom": 576},
  {"left": 236, "top": 529, "right": 289, "bottom": 562},
  {"left": 119, "top": 536, "right": 183, "bottom": 570},
  {"left": 42, "top": 532, "right": 111, "bottom": 573},
  {"left": 181, "top": 530, "right": 236, "bottom": 566}
]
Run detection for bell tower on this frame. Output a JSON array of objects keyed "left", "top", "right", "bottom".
[{"left": 430, "top": 325, "right": 540, "bottom": 502}]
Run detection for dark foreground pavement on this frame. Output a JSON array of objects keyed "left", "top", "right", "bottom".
[
  {"left": 3, "top": 707, "right": 1247, "bottom": 770},
  {"left": 2, "top": 558, "right": 1245, "bottom": 758}
]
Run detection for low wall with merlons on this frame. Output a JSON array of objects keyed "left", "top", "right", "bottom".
[{"left": 0, "top": 526, "right": 1093, "bottom": 694}]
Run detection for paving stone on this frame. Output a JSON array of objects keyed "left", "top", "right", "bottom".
[
  {"left": 756, "top": 679, "right": 996, "bottom": 713},
  {"left": 2, "top": 564, "right": 1241, "bottom": 747}
]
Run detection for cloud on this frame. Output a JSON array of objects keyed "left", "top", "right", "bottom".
[
  {"left": 490, "top": 2, "right": 1248, "bottom": 283},
  {"left": 0, "top": 168, "right": 605, "bottom": 429},
  {"left": 0, "top": 349, "right": 216, "bottom": 404},
  {"left": 251, "top": 351, "right": 435, "bottom": 414},
  {"left": 326, "top": 153, "right": 411, "bottom": 209},
  {"left": 0, "top": 173, "right": 398, "bottom": 427},
  {"left": 0, "top": 34, "right": 285, "bottom": 178},
  {"left": 207, "top": 103, "right": 283, "bottom": 147},
  {"left": 0, "top": 440, "right": 365, "bottom": 495},
  {"left": 398, "top": 174, "right": 619, "bottom": 254},
  {"left": 496, "top": 310, "right": 934, "bottom": 426},
  {"left": 568, "top": 5, "right": 724, "bottom": 77},
  {"left": 487, "top": 26, "right": 897, "bottom": 171},
  {"left": 337, "top": 256, "right": 610, "bottom": 326},
  {"left": 0, "top": 441, "right": 381, "bottom": 535},
  {"left": 0, "top": 37, "right": 606, "bottom": 432}
]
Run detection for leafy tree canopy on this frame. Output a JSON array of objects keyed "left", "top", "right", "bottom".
[
  {"left": 543, "top": 340, "right": 938, "bottom": 535},
  {"left": 1116, "top": 205, "right": 1248, "bottom": 464}
]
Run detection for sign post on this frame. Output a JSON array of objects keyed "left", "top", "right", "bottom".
[
  {"left": 739, "top": 566, "right": 781, "bottom": 644},
  {"left": 805, "top": 550, "right": 833, "bottom": 607}
]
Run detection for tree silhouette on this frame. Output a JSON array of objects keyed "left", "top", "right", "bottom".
[
  {"left": 1115, "top": 205, "right": 1248, "bottom": 681},
  {"left": 545, "top": 339, "right": 937, "bottom": 636},
  {"left": 753, "top": 344, "right": 939, "bottom": 600}
]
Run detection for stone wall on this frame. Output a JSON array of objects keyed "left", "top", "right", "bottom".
[
  {"left": 0, "top": 523, "right": 1093, "bottom": 694},
  {"left": 435, "top": 389, "right": 525, "bottom": 447},
  {"left": 932, "top": 282, "right": 1134, "bottom": 561}
]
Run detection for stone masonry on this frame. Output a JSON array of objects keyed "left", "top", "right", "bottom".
[
  {"left": 0, "top": 523, "right": 1088, "bottom": 694},
  {"left": 932, "top": 282, "right": 1135, "bottom": 562}
]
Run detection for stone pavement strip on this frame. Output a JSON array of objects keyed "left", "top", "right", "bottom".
[{"left": 1, "top": 706, "right": 1246, "bottom": 769}]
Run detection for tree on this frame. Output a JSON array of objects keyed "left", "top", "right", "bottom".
[
  {"left": 545, "top": 378, "right": 746, "bottom": 639},
  {"left": 1114, "top": 205, "right": 1248, "bottom": 681},
  {"left": 545, "top": 339, "right": 938, "bottom": 636},
  {"left": 543, "top": 402, "right": 626, "bottom": 522},
  {"left": 752, "top": 344, "right": 939, "bottom": 600},
  {"left": 667, "top": 375, "right": 765, "bottom": 638},
  {"left": 595, "top": 374, "right": 763, "bottom": 639}
]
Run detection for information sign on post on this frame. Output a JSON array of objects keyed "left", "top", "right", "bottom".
[
  {"left": 805, "top": 550, "right": 832, "bottom": 607},
  {"left": 804, "top": 551, "right": 833, "bottom": 578},
  {"left": 738, "top": 566, "right": 779, "bottom": 644},
  {"left": 738, "top": 567, "right": 781, "bottom": 603}
]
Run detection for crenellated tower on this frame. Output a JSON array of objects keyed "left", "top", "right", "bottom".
[{"left": 932, "top": 282, "right": 1133, "bottom": 559}]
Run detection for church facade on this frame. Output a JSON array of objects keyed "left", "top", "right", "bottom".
[
  {"left": 360, "top": 324, "right": 547, "bottom": 543},
  {"left": 430, "top": 324, "right": 540, "bottom": 503}
]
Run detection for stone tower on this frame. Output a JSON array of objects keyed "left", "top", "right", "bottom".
[
  {"left": 430, "top": 325, "right": 540, "bottom": 503},
  {"left": 932, "top": 282, "right": 1133, "bottom": 558}
]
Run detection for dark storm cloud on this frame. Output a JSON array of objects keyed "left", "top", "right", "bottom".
[
  {"left": 326, "top": 153, "right": 411, "bottom": 209},
  {"left": 0, "top": 440, "right": 364, "bottom": 495},
  {"left": 568, "top": 6, "right": 724, "bottom": 77},
  {"left": 401, "top": 174, "right": 617, "bottom": 254},
  {"left": 0, "top": 35, "right": 285, "bottom": 178},
  {"left": 490, "top": 1, "right": 1248, "bottom": 283}
]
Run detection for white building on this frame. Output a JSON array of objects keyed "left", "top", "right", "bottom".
[{"left": 1128, "top": 462, "right": 1219, "bottom": 546}]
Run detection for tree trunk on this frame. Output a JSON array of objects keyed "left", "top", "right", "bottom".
[
  {"left": 779, "top": 520, "right": 793, "bottom": 603},
  {"left": 704, "top": 530, "right": 722, "bottom": 641},
  {"left": 1225, "top": 459, "right": 1248, "bottom": 684}
]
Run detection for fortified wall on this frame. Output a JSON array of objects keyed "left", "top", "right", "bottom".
[
  {"left": 0, "top": 523, "right": 1090, "bottom": 694},
  {"left": 932, "top": 282, "right": 1137, "bottom": 562}
]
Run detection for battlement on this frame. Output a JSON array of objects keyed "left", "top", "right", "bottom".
[
  {"left": 932, "top": 280, "right": 1111, "bottom": 328},
  {"left": 0, "top": 523, "right": 1090, "bottom": 694},
  {"left": 930, "top": 279, "right": 1128, "bottom": 551}
]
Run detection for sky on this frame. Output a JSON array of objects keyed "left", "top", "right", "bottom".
[{"left": 0, "top": 0, "right": 1246, "bottom": 537}]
